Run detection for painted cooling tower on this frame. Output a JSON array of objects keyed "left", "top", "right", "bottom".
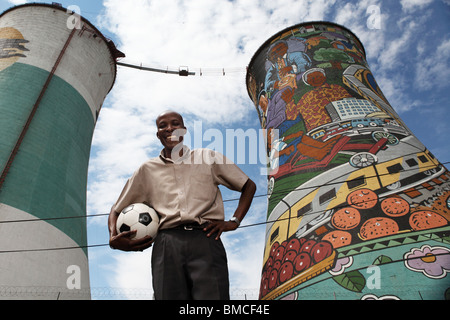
[
  {"left": 246, "top": 22, "right": 450, "bottom": 300},
  {"left": 0, "top": 4, "right": 122, "bottom": 299}
]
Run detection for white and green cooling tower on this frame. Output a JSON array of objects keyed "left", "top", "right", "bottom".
[{"left": 0, "top": 3, "right": 122, "bottom": 299}]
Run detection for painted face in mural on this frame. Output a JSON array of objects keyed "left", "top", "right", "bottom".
[
  {"left": 305, "top": 70, "right": 326, "bottom": 87},
  {"left": 276, "top": 57, "right": 286, "bottom": 70}
]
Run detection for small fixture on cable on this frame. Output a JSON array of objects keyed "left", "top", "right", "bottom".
[{"left": 179, "top": 66, "right": 189, "bottom": 76}]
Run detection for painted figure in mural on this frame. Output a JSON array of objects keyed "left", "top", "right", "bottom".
[
  {"left": 268, "top": 124, "right": 341, "bottom": 173},
  {"left": 288, "top": 67, "right": 351, "bottom": 131},
  {"left": 108, "top": 111, "right": 256, "bottom": 300},
  {"left": 247, "top": 22, "right": 450, "bottom": 300},
  {"left": 268, "top": 67, "right": 351, "bottom": 164},
  {"left": 263, "top": 43, "right": 348, "bottom": 169},
  {"left": 264, "top": 39, "right": 311, "bottom": 130}
]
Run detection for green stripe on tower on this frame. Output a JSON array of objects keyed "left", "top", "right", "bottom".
[{"left": 0, "top": 62, "right": 94, "bottom": 253}]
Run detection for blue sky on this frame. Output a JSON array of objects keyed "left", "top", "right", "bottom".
[{"left": 1, "top": 0, "right": 449, "bottom": 299}]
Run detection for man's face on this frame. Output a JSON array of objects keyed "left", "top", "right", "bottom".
[{"left": 156, "top": 112, "right": 186, "bottom": 151}]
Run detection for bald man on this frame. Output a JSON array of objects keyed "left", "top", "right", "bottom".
[{"left": 108, "top": 111, "right": 256, "bottom": 300}]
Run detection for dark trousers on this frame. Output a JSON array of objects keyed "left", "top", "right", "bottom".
[{"left": 151, "top": 227, "right": 230, "bottom": 300}]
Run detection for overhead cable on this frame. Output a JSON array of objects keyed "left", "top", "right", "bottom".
[{"left": 116, "top": 61, "right": 246, "bottom": 76}]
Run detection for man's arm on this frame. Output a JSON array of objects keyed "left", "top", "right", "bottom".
[
  {"left": 108, "top": 206, "right": 154, "bottom": 252},
  {"left": 204, "top": 178, "right": 257, "bottom": 240}
]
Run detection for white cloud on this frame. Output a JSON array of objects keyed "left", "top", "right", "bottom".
[
  {"left": 415, "top": 38, "right": 450, "bottom": 91},
  {"left": 7, "top": 0, "right": 28, "bottom": 5},
  {"left": 377, "top": 24, "right": 414, "bottom": 70},
  {"left": 107, "top": 251, "right": 154, "bottom": 299},
  {"left": 336, "top": 4, "right": 439, "bottom": 114},
  {"left": 333, "top": 0, "right": 388, "bottom": 63},
  {"left": 400, "top": 0, "right": 433, "bottom": 12}
]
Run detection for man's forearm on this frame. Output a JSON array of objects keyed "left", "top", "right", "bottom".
[
  {"left": 233, "top": 178, "right": 256, "bottom": 222},
  {"left": 108, "top": 206, "right": 119, "bottom": 237}
]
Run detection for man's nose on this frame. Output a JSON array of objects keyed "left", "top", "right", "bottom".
[{"left": 166, "top": 124, "right": 175, "bottom": 132}]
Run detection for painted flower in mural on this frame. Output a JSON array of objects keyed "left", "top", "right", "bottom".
[
  {"left": 329, "top": 256, "right": 353, "bottom": 276},
  {"left": 404, "top": 245, "right": 450, "bottom": 279},
  {"left": 361, "top": 294, "right": 400, "bottom": 300}
]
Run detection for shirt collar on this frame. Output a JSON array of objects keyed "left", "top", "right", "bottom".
[{"left": 159, "top": 145, "right": 191, "bottom": 164}]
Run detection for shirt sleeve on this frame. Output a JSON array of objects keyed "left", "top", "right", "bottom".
[
  {"left": 113, "top": 165, "right": 148, "bottom": 213},
  {"left": 209, "top": 150, "right": 249, "bottom": 192}
]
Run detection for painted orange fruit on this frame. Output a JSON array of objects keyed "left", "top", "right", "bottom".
[
  {"left": 322, "top": 230, "right": 352, "bottom": 249},
  {"left": 409, "top": 210, "right": 447, "bottom": 231},
  {"left": 347, "top": 188, "right": 378, "bottom": 209},
  {"left": 359, "top": 217, "right": 399, "bottom": 240},
  {"left": 331, "top": 207, "right": 361, "bottom": 230},
  {"left": 381, "top": 197, "right": 410, "bottom": 217}
]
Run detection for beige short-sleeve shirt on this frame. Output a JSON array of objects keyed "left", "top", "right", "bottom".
[{"left": 113, "top": 147, "right": 249, "bottom": 230}]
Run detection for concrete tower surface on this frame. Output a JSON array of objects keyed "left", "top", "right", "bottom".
[
  {"left": 246, "top": 22, "right": 450, "bottom": 300},
  {"left": 0, "top": 3, "right": 122, "bottom": 299}
]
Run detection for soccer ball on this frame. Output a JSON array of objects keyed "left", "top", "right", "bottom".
[{"left": 116, "top": 203, "right": 160, "bottom": 240}]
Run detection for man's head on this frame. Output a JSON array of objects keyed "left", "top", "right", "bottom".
[{"left": 156, "top": 110, "right": 187, "bottom": 156}]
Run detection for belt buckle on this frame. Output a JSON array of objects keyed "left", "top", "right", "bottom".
[{"left": 183, "top": 225, "right": 194, "bottom": 231}]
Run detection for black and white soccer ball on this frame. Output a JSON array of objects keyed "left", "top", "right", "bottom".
[{"left": 116, "top": 203, "right": 160, "bottom": 240}]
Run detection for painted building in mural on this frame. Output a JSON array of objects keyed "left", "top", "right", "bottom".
[
  {"left": 0, "top": 4, "right": 122, "bottom": 299},
  {"left": 246, "top": 22, "right": 450, "bottom": 300}
]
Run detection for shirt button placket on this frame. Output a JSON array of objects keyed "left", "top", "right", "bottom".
[{"left": 174, "top": 165, "right": 188, "bottom": 220}]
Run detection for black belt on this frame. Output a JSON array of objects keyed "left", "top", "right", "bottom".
[{"left": 171, "top": 223, "right": 208, "bottom": 231}]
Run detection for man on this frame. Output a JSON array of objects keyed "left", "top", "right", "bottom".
[{"left": 108, "top": 110, "right": 256, "bottom": 300}]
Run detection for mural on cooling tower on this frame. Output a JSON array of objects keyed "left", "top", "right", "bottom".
[{"left": 246, "top": 22, "right": 450, "bottom": 300}]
